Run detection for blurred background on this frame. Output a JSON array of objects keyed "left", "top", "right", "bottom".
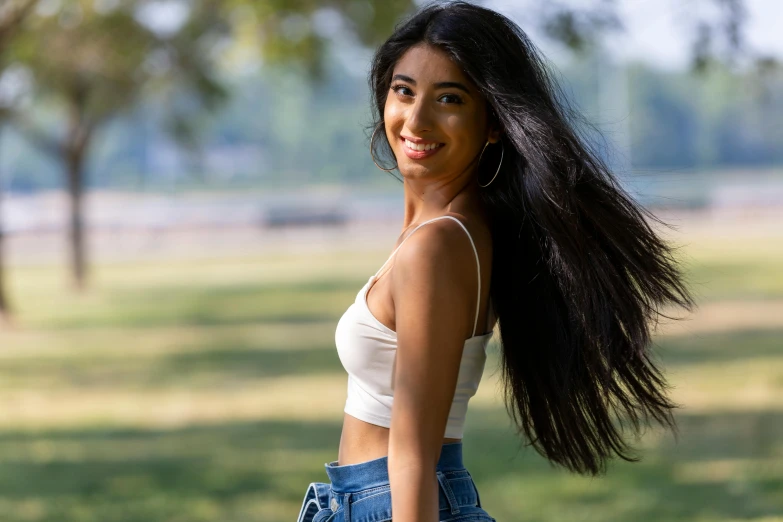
[{"left": 0, "top": 0, "right": 781, "bottom": 520}]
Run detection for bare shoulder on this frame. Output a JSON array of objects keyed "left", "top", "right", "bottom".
[
  {"left": 391, "top": 216, "right": 480, "bottom": 306},
  {"left": 398, "top": 216, "right": 476, "bottom": 268}
]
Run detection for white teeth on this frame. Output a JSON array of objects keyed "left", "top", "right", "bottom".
[{"left": 405, "top": 139, "right": 441, "bottom": 152}]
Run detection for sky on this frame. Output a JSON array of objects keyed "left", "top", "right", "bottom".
[{"left": 487, "top": 0, "right": 783, "bottom": 70}]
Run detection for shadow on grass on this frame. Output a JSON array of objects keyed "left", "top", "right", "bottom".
[
  {"left": 0, "top": 408, "right": 780, "bottom": 522},
  {"left": 656, "top": 328, "right": 783, "bottom": 366},
  {"left": 686, "top": 260, "right": 783, "bottom": 301},
  {"left": 0, "top": 419, "right": 342, "bottom": 522},
  {"left": 462, "top": 407, "right": 783, "bottom": 522}
]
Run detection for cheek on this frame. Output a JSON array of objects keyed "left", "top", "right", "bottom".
[
  {"left": 383, "top": 100, "right": 405, "bottom": 130},
  {"left": 382, "top": 107, "right": 400, "bottom": 142},
  {"left": 444, "top": 114, "right": 483, "bottom": 149}
]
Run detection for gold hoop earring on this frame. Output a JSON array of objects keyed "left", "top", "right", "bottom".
[
  {"left": 477, "top": 139, "right": 504, "bottom": 188},
  {"left": 370, "top": 124, "right": 398, "bottom": 172}
]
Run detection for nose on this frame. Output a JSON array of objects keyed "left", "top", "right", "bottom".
[{"left": 405, "top": 96, "right": 434, "bottom": 133}]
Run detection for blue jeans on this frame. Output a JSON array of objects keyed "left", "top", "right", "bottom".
[{"left": 296, "top": 442, "right": 495, "bottom": 522}]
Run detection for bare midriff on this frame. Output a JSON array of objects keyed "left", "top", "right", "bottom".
[{"left": 337, "top": 413, "right": 462, "bottom": 466}]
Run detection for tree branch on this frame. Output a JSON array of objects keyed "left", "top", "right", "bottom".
[{"left": 0, "top": 0, "right": 38, "bottom": 54}]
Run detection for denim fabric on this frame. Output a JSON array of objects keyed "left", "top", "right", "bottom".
[{"left": 295, "top": 442, "right": 495, "bottom": 522}]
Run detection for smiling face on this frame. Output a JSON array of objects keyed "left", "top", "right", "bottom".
[{"left": 383, "top": 43, "right": 500, "bottom": 182}]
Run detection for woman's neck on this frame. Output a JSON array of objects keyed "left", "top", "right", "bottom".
[{"left": 400, "top": 173, "right": 481, "bottom": 229}]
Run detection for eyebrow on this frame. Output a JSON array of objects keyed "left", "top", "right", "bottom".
[{"left": 391, "top": 74, "right": 472, "bottom": 96}]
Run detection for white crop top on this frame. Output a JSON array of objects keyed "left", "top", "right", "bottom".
[{"left": 334, "top": 215, "right": 493, "bottom": 439}]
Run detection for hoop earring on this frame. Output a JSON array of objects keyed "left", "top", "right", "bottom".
[
  {"left": 370, "top": 124, "right": 398, "bottom": 172},
  {"left": 477, "top": 139, "right": 504, "bottom": 188}
]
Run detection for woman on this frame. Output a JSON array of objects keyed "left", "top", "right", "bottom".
[{"left": 297, "top": 2, "right": 695, "bottom": 521}]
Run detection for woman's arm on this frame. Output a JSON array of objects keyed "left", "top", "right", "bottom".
[{"left": 388, "top": 221, "right": 479, "bottom": 521}]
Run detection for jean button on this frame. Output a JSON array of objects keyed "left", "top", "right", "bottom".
[{"left": 330, "top": 498, "right": 339, "bottom": 512}]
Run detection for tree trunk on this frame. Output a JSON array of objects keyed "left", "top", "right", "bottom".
[
  {"left": 66, "top": 148, "right": 87, "bottom": 291},
  {"left": 63, "top": 96, "right": 92, "bottom": 292},
  {"left": 0, "top": 123, "right": 11, "bottom": 322}
]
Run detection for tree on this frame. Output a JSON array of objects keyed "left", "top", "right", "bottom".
[
  {"left": 0, "top": 0, "right": 38, "bottom": 321},
  {"left": 0, "top": 0, "right": 36, "bottom": 52},
  {"left": 3, "top": 0, "right": 230, "bottom": 290},
  {"left": 0, "top": 0, "right": 417, "bottom": 291}
]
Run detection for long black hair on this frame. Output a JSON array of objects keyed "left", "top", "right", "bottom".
[{"left": 367, "top": 0, "right": 696, "bottom": 476}]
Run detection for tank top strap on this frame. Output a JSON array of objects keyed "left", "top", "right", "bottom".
[{"left": 372, "top": 215, "right": 482, "bottom": 337}]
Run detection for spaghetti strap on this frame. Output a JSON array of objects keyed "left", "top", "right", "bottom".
[{"left": 372, "top": 215, "right": 482, "bottom": 337}]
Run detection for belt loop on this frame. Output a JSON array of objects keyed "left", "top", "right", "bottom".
[
  {"left": 344, "top": 492, "right": 352, "bottom": 522},
  {"left": 436, "top": 471, "right": 460, "bottom": 515},
  {"left": 298, "top": 483, "right": 331, "bottom": 522},
  {"left": 467, "top": 471, "right": 482, "bottom": 508}
]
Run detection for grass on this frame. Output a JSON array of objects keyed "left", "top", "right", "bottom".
[{"left": 0, "top": 232, "right": 781, "bottom": 521}]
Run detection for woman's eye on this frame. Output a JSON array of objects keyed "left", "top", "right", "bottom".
[
  {"left": 392, "top": 85, "right": 413, "bottom": 97},
  {"left": 439, "top": 94, "right": 463, "bottom": 104},
  {"left": 391, "top": 85, "right": 462, "bottom": 105}
]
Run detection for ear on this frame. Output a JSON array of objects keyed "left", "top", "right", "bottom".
[
  {"left": 484, "top": 102, "right": 502, "bottom": 144},
  {"left": 487, "top": 125, "right": 503, "bottom": 145},
  {"left": 485, "top": 102, "right": 503, "bottom": 143}
]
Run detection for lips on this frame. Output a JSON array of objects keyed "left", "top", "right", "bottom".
[
  {"left": 400, "top": 135, "right": 444, "bottom": 160},
  {"left": 400, "top": 134, "right": 442, "bottom": 145}
]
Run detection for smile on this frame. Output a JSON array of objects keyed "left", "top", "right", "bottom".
[{"left": 400, "top": 137, "right": 444, "bottom": 159}]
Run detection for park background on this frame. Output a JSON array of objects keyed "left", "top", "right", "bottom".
[{"left": 0, "top": 0, "right": 781, "bottom": 521}]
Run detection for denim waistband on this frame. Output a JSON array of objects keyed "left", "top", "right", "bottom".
[{"left": 324, "top": 441, "right": 465, "bottom": 493}]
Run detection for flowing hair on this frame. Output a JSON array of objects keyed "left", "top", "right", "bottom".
[{"left": 367, "top": 0, "right": 696, "bottom": 476}]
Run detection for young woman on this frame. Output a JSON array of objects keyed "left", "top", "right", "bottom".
[{"left": 296, "top": 2, "right": 695, "bottom": 521}]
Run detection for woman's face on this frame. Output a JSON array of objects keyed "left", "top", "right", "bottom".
[{"left": 383, "top": 43, "right": 499, "bottom": 182}]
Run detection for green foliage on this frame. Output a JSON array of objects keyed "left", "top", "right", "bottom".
[
  {"left": 2, "top": 0, "right": 228, "bottom": 150},
  {"left": 2, "top": 2, "right": 783, "bottom": 191},
  {"left": 628, "top": 61, "right": 783, "bottom": 168},
  {"left": 10, "top": 8, "right": 152, "bottom": 119}
]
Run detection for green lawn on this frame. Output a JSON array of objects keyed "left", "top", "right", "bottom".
[{"left": 0, "top": 236, "right": 781, "bottom": 522}]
